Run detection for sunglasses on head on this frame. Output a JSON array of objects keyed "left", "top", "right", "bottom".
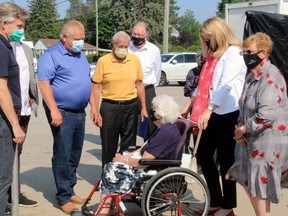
[{"left": 239, "top": 50, "right": 263, "bottom": 56}]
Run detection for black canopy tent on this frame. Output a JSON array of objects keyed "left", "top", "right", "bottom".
[{"left": 244, "top": 10, "right": 288, "bottom": 85}]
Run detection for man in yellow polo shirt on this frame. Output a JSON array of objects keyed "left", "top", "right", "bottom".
[{"left": 92, "top": 31, "right": 148, "bottom": 167}]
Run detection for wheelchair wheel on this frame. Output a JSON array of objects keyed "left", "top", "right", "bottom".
[{"left": 141, "top": 167, "right": 210, "bottom": 216}]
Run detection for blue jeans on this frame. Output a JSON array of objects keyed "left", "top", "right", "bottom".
[
  {"left": 45, "top": 109, "right": 86, "bottom": 205},
  {"left": 0, "top": 111, "right": 16, "bottom": 215}
]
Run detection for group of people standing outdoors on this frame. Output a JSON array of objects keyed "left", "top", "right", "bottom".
[
  {"left": 0, "top": 2, "right": 162, "bottom": 215},
  {"left": 1, "top": 2, "right": 288, "bottom": 216},
  {"left": 182, "top": 17, "right": 288, "bottom": 216}
]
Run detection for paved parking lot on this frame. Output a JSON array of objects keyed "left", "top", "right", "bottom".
[{"left": 16, "top": 84, "right": 288, "bottom": 215}]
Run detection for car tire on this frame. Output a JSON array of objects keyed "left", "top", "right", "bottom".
[
  {"left": 178, "top": 81, "right": 186, "bottom": 86},
  {"left": 159, "top": 72, "right": 167, "bottom": 86}
]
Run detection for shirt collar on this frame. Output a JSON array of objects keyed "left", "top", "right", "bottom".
[
  {"left": 248, "top": 60, "right": 271, "bottom": 83},
  {"left": 129, "top": 40, "right": 148, "bottom": 52},
  {"left": 57, "top": 40, "right": 81, "bottom": 57},
  {"left": 255, "top": 60, "right": 271, "bottom": 80},
  {"left": 0, "top": 34, "right": 12, "bottom": 49}
]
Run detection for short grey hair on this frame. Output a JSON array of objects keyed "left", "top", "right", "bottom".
[
  {"left": 152, "top": 95, "right": 180, "bottom": 125},
  {"left": 60, "top": 20, "right": 84, "bottom": 38},
  {"left": 112, "top": 31, "right": 130, "bottom": 44},
  {"left": 133, "top": 21, "right": 149, "bottom": 36},
  {"left": 0, "top": 2, "right": 29, "bottom": 23}
]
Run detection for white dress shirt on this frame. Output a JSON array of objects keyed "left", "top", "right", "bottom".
[
  {"left": 16, "top": 41, "right": 32, "bottom": 116},
  {"left": 129, "top": 41, "right": 161, "bottom": 86},
  {"left": 193, "top": 46, "right": 247, "bottom": 115}
]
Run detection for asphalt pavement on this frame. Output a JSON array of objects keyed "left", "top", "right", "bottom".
[{"left": 15, "top": 84, "right": 288, "bottom": 216}]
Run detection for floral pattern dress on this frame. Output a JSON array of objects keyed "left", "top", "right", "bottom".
[{"left": 226, "top": 60, "right": 288, "bottom": 203}]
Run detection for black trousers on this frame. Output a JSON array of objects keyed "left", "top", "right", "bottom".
[
  {"left": 100, "top": 100, "right": 138, "bottom": 167},
  {"left": 138, "top": 85, "right": 157, "bottom": 141},
  {"left": 196, "top": 110, "right": 239, "bottom": 209}
]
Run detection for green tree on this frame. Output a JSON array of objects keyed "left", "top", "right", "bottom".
[
  {"left": 217, "top": 0, "right": 255, "bottom": 18},
  {"left": 97, "top": 1, "right": 115, "bottom": 49},
  {"left": 25, "top": 0, "right": 60, "bottom": 43},
  {"left": 66, "top": 0, "right": 92, "bottom": 25},
  {"left": 108, "top": 0, "right": 179, "bottom": 46},
  {"left": 64, "top": 0, "right": 114, "bottom": 49},
  {"left": 65, "top": 0, "right": 180, "bottom": 50},
  {"left": 174, "top": 10, "right": 201, "bottom": 46},
  {"left": 85, "top": 1, "right": 115, "bottom": 49}
]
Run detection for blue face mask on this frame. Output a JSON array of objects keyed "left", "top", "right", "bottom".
[
  {"left": 71, "top": 40, "right": 84, "bottom": 53},
  {"left": 8, "top": 29, "right": 24, "bottom": 42}
]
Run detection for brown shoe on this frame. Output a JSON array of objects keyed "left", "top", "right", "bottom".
[
  {"left": 71, "top": 195, "right": 86, "bottom": 204},
  {"left": 59, "top": 202, "right": 79, "bottom": 214}
]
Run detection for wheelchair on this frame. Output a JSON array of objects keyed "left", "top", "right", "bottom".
[{"left": 73, "top": 118, "right": 210, "bottom": 216}]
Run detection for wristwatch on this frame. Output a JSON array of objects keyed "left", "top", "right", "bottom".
[{"left": 207, "top": 105, "right": 214, "bottom": 111}]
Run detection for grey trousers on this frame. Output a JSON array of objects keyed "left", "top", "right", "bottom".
[{"left": 0, "top": 111, "right": 15, "bottom": 215}]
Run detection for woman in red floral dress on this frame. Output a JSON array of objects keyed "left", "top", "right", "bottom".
[{"left": 227, "top": 32, "right": 288, "bottom": 216}]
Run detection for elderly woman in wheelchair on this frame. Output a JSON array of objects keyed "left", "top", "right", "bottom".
[
  {"left": 99, "top": 94, "right": 181, "bottom": 214},
  {"left": 76, "top": 95, "right": 210, "bottom": 216}
]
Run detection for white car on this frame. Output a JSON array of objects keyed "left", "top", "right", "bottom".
[
  {"left": 90, "top": 62, "right": 96, "bottom": 79},
  {"left": 160, "top": 52, "right": 198, "bottom": 86}
]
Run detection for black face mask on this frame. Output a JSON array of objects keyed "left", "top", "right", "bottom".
[
  {"left": 205, "top": 40, "right": 217, "bottom": 51},
  {"left": 149, "top": 108, "right": 158, "bottom": 122},
  {"left": 243, "top": 53, "right": 263, "bottom": 70},
  {"left": 131, "top": 36, "right": 145, "bottom": 46},
  {"left": 205, "top": 40, "right": 211, "bottom": 49}
]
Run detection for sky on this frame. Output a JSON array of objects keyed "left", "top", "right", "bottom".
[{"left": 0, "top": 0, "right": 219, "bottom": 23}]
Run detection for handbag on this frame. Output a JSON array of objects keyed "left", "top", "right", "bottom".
[
  {"left": 181, "top": 129, "right": 203, "bottom": 174},
  {"left": 181, "top": 146, "right": 192, "bottom": 169}
]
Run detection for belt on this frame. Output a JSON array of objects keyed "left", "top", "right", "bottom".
[
  {"left": 145, "top": 84, "right": 154, "bottom": 90},
  {"left": 59, "top": 108, "right": 85, "bottom": 113},
  {"left": 102, "top": 98, "right": 137, "bottom": 106}
]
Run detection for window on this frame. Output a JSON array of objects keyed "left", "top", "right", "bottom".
[
  {"left": 173, "top": 55, "right": 184, "bottom": 63},
  {"left": 161, "top": 54, "right": 174, "bottom": 63},
  {"left": 185, "top": 54, "right": 196, "bottom": 63}
]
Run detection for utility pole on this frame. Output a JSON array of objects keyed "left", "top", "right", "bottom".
[
  {"left": 163, "top": 0, "right": 169, "bottom": 53},
  {"left": 95, "top": 0, "right": 99, "bottom": 56}
]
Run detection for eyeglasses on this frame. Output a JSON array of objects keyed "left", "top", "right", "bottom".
[{"left": 240, "top": 50, "right": 263, "bottom": 56}]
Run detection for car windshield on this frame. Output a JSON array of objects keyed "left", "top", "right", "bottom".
[{"left": 161, "top": 54, "right": 174, "bottom": 63}]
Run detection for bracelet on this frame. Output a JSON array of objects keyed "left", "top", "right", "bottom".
[{"left": 240, "top": 125, "right": 245, "bottom": 133}]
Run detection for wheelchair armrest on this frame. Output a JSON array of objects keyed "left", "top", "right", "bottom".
[{"left": 138, "top": 159, "right": 181, "bottom": 167}]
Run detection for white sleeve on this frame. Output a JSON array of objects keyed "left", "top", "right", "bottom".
[
  {"left": 211, "top": 47, "right": 245, "bottom": 106},
  {"left": 154, "top": 48, "right": 162, "bottom": 85}
]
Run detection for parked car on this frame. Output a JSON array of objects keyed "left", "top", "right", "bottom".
[
  {"left": 90, "top": 62, "right": 96, "bottom": 78},
  {"left": 160, "top": 52, "right": 198, "bottom": 86}
]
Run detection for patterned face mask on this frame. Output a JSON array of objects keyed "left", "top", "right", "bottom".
[{"left": 114, "top": 47, "right": 128, "bottom": 59}]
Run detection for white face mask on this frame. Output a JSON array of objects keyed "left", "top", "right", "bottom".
[
  {"left": 72, "top": 39, "right": 84, "bottom": 53},
  {"left": 114, "top": 47, "right": 128, "bottom": 59}
]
